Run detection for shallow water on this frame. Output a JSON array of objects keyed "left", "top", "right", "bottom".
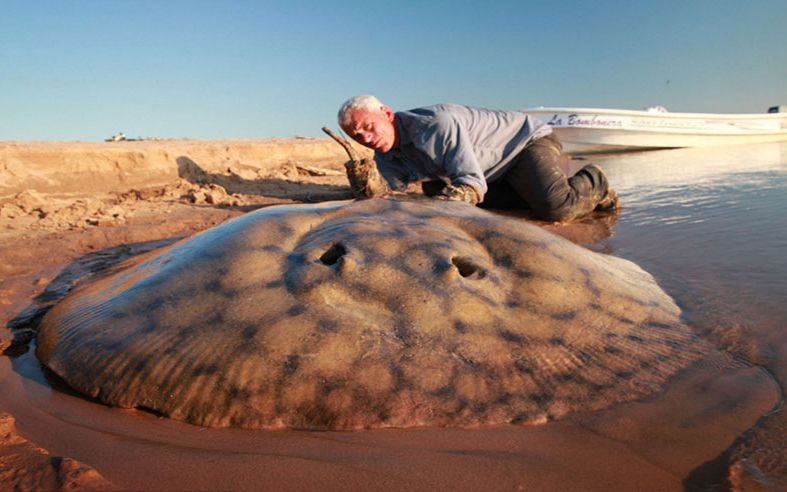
[
  {"left": 3, "top": 141, "right": 787, "bottom": 490},
  {"left": 599, "top": 144, "right": 785, "bottom": 294},
  {"left": 587, "top": 142, "right": 787, "bottom": 487},
  {"left": 589, "top": 143, "right": 787, "bottom": 369}
]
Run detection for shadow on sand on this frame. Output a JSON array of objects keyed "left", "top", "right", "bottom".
[{"left": 176, "top": 156, "right": 353, "bottom": 204}]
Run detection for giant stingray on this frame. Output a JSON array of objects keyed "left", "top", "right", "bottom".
[{"left": 36, "top": 197, "right": 712, "bottom": 430}]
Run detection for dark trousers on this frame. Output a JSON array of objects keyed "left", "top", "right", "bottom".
[{"left": 481, "top": 133, "right": 610, "bottom": 220}]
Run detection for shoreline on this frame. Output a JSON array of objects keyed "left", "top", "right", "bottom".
[{"left": 0, "top": 139, "right": 781, "bottom": 489}]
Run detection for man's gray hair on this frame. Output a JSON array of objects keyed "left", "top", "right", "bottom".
[{"left": 337, "top": 95, "right": 386, "bottom": 127}]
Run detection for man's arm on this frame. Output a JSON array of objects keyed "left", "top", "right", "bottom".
[{"left": 419, "top": 113, "right": 486, "bottom": 204}]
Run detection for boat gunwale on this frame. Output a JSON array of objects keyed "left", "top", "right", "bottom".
[
  {"left": 550, "top": 127, "right": 787, "bottom": 137},
  {"left": 523, "top": 106, "right": 787, "bottom": 121}
]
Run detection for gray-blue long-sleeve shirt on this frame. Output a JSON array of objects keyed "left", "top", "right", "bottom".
[{"left": 374, "top": 104, "right": 551, "bottom": 199}]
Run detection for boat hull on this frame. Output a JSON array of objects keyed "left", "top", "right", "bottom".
[{"left": 524, "top": 107, "right": 787, "bottom": 154}]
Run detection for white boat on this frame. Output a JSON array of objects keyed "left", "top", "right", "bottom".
[{"left": 523, "top": 105, "right": 787, "bottom": 154}]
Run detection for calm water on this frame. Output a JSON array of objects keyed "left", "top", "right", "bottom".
[
  {"left": 587, "top": 142, "right": 787, "bottom": 365},
  {"left": 585, "top": 142, "right": 787, "bottom": 485}
]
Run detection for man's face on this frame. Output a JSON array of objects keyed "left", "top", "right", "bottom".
[{"left": 341, "top": 106, "right": 398, "bottom": 153}]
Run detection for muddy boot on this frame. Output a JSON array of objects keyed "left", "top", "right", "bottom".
[
  {"left": 579, "top": 164, "right": 619, "bottom": 212},
  {"left": 595, "top": 187, "right": 620, "bottom": 212}
]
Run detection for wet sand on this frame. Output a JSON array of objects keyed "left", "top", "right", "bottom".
[
  {"left": 2, "top": 139, "right": 785, "bottom": 490},
  {"left": 1, "top": 350, "right": 776, "bottom": 491}
]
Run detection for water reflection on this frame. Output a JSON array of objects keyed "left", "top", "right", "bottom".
[
  {"left": 586, "top": 142, "right": 787, "bottom": 316},
  {"left": 585, "top": 141, "right": 787, "bottom": 484},
  {"left": 578, "top": 141, "right": 787, "bottom": 193}
]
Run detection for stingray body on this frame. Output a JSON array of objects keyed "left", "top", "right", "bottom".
[{"left": 36, "top": 198, "right": 709, "bottom": 429}]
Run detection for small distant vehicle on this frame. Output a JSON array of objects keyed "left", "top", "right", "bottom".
[
  {"left": 105, "top": 132, "right": 127, "bottom": 142},
  {"left": 523, "top": 105, "right": 787, "bottom": 154}
]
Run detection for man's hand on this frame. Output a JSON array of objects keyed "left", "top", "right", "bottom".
[
  {"left": 434, "top": 184, "right": 480, "bottom": 205},
  {"left": 344, "top": 158, "right": 389, "bottom": 198},
  {"left": 322, "top": 127, "right": 390, "bottom": 199}
]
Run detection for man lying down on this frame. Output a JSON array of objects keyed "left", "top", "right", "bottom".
[{"left": 335, "top": 95, "right": 618, "bottom": 221}]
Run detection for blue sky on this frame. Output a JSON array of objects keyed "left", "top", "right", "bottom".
[{"left": 2, "top": 0, "right": 785, "bottom": 141}]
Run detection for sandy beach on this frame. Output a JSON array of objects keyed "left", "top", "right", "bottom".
[{"left": 1, "top": 139, "right": 784, "bottom": 490}]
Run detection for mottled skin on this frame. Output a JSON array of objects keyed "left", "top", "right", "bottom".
[{"left": 36, "top": 198, "right": 710, "bottom": 430}]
